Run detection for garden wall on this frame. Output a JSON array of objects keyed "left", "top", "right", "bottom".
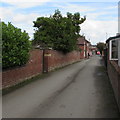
[
  {"left": 2, "top": 49, "right": 81, "bottom": 89},
  {"left": 107, "top": 60, "right": 120, "bottom": 110},
  {"left": 2, "top": 49, "right": 43, "bottom": 89},
  {"left": 43, "top": 50, "right": 80, "bottom": 72}
]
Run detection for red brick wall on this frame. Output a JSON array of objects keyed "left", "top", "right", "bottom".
[
  {"left": 79, "top": 46, "right": 84, "bottom": 59},
  {"left": 44, "top": 50, "right": 80, "bottom": 72},
  {"left": 85, "top": 42, "right": 90, "bottom": 58},
  {"left": 2, "top": 49, "right": 81, "bottom": 89},
  {"left": 107, "top": 60, "right": 120, "bottom": 110},
  {"left": 2, "top": 49, "right": 43, "bottom": 89}
]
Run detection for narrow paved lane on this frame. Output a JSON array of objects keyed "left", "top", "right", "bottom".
[{"left": 3, "top": 56, "right": 120, "bottom": 118}]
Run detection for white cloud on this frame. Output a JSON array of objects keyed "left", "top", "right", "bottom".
[
  {"left": 1, "top": 1, "right": 118, "bottom": 44},
  {"left": 80, "top": 20, "right": 118, "bottom": 45},
  {"left": 55, "top": 3, "right": 96, "bottom": 15},
  {"left": 1, "top": 0, "right": 52, "bottom": 8},
  {"left": 15, "top": 23, "right": 34, "bottom": 39},
  {"left": 12, "top": 13, "right": 42, "bottom": 39},
  {"left": 55, "top": 3, "right": 118, "bottom": 45},
  {"left": 0, "top": 6, "right": 41, "bottom": 40},
  {"left": 104, "top": 5, "right": 118, "bottom": 10},
  {"left": 12, "top": 13, "right": 39, "bottom": 24},
  {"left": 0, "top": 7, "right": 14, "bottom": 19},
  {"left": 86, "top": 11, "right": 117, "bottom": 21}
]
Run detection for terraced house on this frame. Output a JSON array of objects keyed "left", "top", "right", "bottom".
[{"left": 77, "top": 36, "right": 91, "bottom": 59}]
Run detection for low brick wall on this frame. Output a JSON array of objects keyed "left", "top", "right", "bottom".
[
  {"left": 107, "top": 60, "right": 120, "bottom": 109},
  {"left": 2, "top": 49, "right": 81, "bottom": 89},
  {"left": 2, "top": 49, "right": 43, "bottom": 89},
  {"left": 44, "top": 50, "right": 80, "bottom": 72}
]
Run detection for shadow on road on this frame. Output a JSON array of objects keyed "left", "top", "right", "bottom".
[{"left": 93, "top": 58, "right": 120, "bottom": 118}]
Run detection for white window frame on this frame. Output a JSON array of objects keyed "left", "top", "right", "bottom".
[{"left": 109, "top": 39, "right": 118, "bottom": 60}]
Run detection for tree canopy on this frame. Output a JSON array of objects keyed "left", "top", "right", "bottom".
[
  {"left": 96, "top": 42, "right": 106, "bottom": 55},
  {"left": 33, "top": 10, "right": 86, "bottom": 53}
]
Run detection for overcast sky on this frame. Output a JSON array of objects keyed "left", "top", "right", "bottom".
[{"left": 0, "top": 0, "right": 119, "bottom": 45}]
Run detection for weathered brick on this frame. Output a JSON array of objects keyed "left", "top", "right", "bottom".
[{"left": 2, "top": 49, "right": 43, "bottom": 89}]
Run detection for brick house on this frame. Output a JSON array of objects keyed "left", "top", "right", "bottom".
[
  {"left": 77, "top": 36, "right": 91, "bottom": 59},
  {"left": 89, "top": 45, "right": 97, "bottom": 55},
  {"left": 106, "top": 34, "right": 120, "bottom": 62},
  {"left": 105, "top": 34, "right": 120, "bottom": 110}
]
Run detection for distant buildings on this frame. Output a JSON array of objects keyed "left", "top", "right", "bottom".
[
  {"left": 90, "top": 45, "right": 98, "bottom": 55},
  {"left": 77, "top": 36, "right": 97, "bottom": 58},
  {"left": 77, "top": 36, "right": 90, "bottom": 59}
]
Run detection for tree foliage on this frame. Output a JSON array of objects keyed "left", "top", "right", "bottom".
[
  {"left": 33, "top": 10, "right": 86, "bottom": 53},
  {"left": 2, "top": 22, "right": 31, "bottom": 69},
  {"left": 96, "top": 42, "right": 106, "bottom": 54}
]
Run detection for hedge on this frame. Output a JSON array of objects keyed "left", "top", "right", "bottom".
[{"left": 2, "top": 22, "right": 31, "bottom": 69}]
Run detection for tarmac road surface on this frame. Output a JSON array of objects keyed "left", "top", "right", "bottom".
[{"left": 2, "top": 56, "right": 120, "bottom": 118}]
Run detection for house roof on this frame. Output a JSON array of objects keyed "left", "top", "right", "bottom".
[
  {"left": 86, "top": 40, "right": 90, "bottom": 43},
  {"left": 106, "top": 34, "right": 120, "bottom": 43},
  {"left": 77, "top": 36, "right": 90, "bottom": 45},
  {"left": 77, "top": 37, "right": 85, "bottom": 45}
]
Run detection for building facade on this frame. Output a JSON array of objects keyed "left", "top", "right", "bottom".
[
  {"left": 106, "top": 34, "right": 120, "bottom": 64},
  {"left": 77, "top": 36, "right": 91, "bottom": 59},
  {"left": 105, "top": 34, "right": 120, "bottom": 110}
]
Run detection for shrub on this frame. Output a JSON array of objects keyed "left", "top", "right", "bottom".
[{"left": 2, "top": 22, "right": 31, "bottom": 69}]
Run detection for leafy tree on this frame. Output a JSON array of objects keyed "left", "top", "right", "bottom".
[
  {"left": 33, "top": 17, "right": 54, "bottom": 47},
  {"left": 67, "top": 12, "right": 86, "bottom": 36},
  {"left": 2, "top": 22, "right": 31, "bottom": 69},
  {"left": 96, "top": 42, "right": 106, "bottom": 55},
  {"left": 33, "top": 9, "right": 86, "bottom": 53}
]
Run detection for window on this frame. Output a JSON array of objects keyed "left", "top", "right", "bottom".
[{"left": 109, "top": 39, "right": 118, "bottom": 60}]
